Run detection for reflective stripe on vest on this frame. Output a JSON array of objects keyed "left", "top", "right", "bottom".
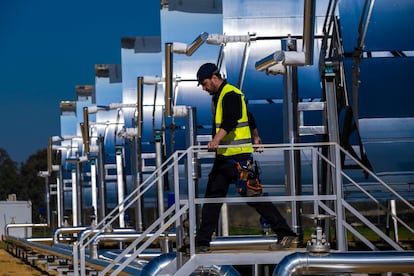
[
  {"left": 215, "top": 83, "right": 253, "bottom": 156},
  {"left": 216, "top": 121, "right": 250, "bottom": 129}
]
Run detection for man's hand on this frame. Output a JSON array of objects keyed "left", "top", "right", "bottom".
[
  {"left": 208, "top": 128, "right": 227, "bottom": 151},
  {"left": 253, "top": 136, "right": 262, "bottom": 145},
  {"left": 207, "top": 140, "right": 219, "bottom": 152},
  {"left": 252, "top": 128, "right": 263, "bottom": 152}
]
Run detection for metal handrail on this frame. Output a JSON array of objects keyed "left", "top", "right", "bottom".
[
  {"left": 71, "top": 142, "right": 413, "bottom": 275},
  {"left": 336, "top": 146, "right": 414, "bottom": 238},
  {"left": 101, "top": 203, "right": 188, "bottom": 275},
  {"left": 316, "top": 144, "right": 414, "bottom": 247},
  {"left": 76, "top": 150, "right": 189, "bottom": 275},
  {"left": 338, "top": 146, "right": 414, "bottom": 212}
]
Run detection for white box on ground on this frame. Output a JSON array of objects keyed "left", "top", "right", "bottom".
[{"left": 0, "top": 196, "right": 32, "bottom": 238}]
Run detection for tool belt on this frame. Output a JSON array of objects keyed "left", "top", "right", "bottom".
[{"left": 230, "top": 156, "right": 263, "bottom": 197}]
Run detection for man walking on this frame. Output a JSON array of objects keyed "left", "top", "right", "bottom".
[{"left": 194, "top": 63, "right": 297, "bottom": 252}]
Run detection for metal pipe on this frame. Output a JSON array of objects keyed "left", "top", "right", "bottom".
[
  {"left": 390, "top": 199, "right": 399, "bottom": 243},
  {"left": 53, "top": 226, "right": 89, "bottom": 244},
  {"left": 93, "top": 233, "right": 143, "bottom": 244},
  {"left": 91, "top": 233, "right": 144, "bottom": 259},
  {"left": 115, "top": 148, "right": 125, "bottom": 228},
  {"left": 47, "top": 137, "right": 53, "bottom": 173},
  {"left": 155, "top": 132, "right": 164, "bottom": 227},
  {"left": 26, "top": 237, "right": 54, "bottom": 243},
  {"left": 303, "top": 0, "right": 316, "bottom": 65},
  {"left": 273, "top": 251, "right": 414, "bottom": 276},
  {"left": 358, "top": 0, "right": 376, "bottom": 50},
  {"left": 45, "top": 175, "right": 51, "bottom": 226},
  {"left": 220, "top": 203, "right": 229, "bottom": 236},
  {"left": 142, "top": 253, "right": 241, "bottom": 276},
  {"left": 5, "top": 235, "right": 75, "bottom": 262},
  {"left": 141, "top": 253, "right": 176, "bottom": 275},
  {"left": 38, "top": 171, "right": 51, "bottom": 226},
  {"left": 90, "top": 159, "right": 97, "bottom": 224},
  {"left": 82, "top": 107, "right": 90, "bottom": 155},
  {"left": 194, "top": 265, "right": 241, "bottom": 276},
  {"left": 255, "top": 52, "right": 279, "bottom": 72},
  {"left": 57, "top": 167, "right": 64, "bottom": 228},
  {"left": 210, "top": 235, "right": 279, "bottom": 250},
  {"left": 237, "top": 42, "right": 251, "bottom": 90},
  {"left": 136, "top": 76, "right": 144, "bottom": 231},
  {"left": 90, "top": 232, "right": 177, "bottom": 259},
  {"left": 54, "top": 226, "right": 140, "bottom": 245},
  {"left": 97, "top": 136, "right": 107, "bottom": 221},
  {"left": 5, "top": 223, "right": 48, "bottom": 237},
  {"left": 186, "top": 32, "right": 208, "bottom": 56},
  {"left": 137, "top": 77, "right": 144, "bottom": 138},
  {"left": 71, "top": 167, "right": 78, "bottom": 226},
  {"left": 185, "top": 106, "right": 201, "bottom": 229},
  {"left": 165, "top": 43, "right": 173, "bottom": 117},
  {"left": 282, "top": 38, "right": 302, "bottom": 239},
  {"left": 92, "top": 232, "right": 176, "bottom": 244}
]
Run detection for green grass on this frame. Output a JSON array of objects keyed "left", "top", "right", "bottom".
[{"left": 229, "top": 224, "right": 413, "bottom": 250}]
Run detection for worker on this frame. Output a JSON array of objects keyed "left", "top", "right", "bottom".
[{"left": 194, "top": 63, "right": 298, "bottom": 252}]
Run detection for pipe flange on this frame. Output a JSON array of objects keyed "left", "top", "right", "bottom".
[{"left": 306, "top": 240, "right": 331, "bottom": 253}]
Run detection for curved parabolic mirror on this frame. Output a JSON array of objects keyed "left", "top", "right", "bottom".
[{"left": 340, "top": 0, "right": 414, "bottom": 185}]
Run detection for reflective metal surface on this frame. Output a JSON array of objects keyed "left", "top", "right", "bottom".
[{"left": 48, "top": 1, "right": 414, "bottom": 274}]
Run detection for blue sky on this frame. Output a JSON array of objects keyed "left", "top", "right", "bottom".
[{"left": 0, "top": 0, "right": 161, "bottom": 163}]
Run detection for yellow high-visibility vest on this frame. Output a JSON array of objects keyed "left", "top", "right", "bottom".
[{"left": 215, "top": 83, "right": 253, "bottom": 156}]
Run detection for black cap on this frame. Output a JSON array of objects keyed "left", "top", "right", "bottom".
[{"left": 196, "top": 63, "right": 218, "bottom": 86}]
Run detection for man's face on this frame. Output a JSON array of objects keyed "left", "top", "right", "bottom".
[{"left": 200, "top": 77, "right": 217, "bottom": 95}]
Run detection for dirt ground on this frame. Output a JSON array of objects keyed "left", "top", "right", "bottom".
[{"left": 0, "top": 248, "right": 42, "bottom": 276}]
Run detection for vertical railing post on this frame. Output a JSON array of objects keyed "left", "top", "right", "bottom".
[
  {"left": 155, "top": 131, "right": 164, "bottom": 227},
  {"left": 312, "top": 146, "right": 319, "bottom": 214},
  {"left": 73, "top": 241, "right": 79, "bottom": 276},
  {"left": 282, "top": 37, "right": 302, "bottom": 237},
  {"left": 334, "top": 144, "right": 346, "bottom": 251},
  {"left": 173, "top": 152, "right": 182, "bottom": 268},
  {"left": 80, "top": 239, "right": 86, "bottom": 276},
  {"left": 58, "top": 166, "right": 64, "bottom": 227},
  {"left": 187, "top": 146, "right": 196, "bottom": 255}
]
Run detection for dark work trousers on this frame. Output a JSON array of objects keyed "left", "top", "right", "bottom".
[{"left": 195, "top": 155, "right": 295, "bottom": 246}]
